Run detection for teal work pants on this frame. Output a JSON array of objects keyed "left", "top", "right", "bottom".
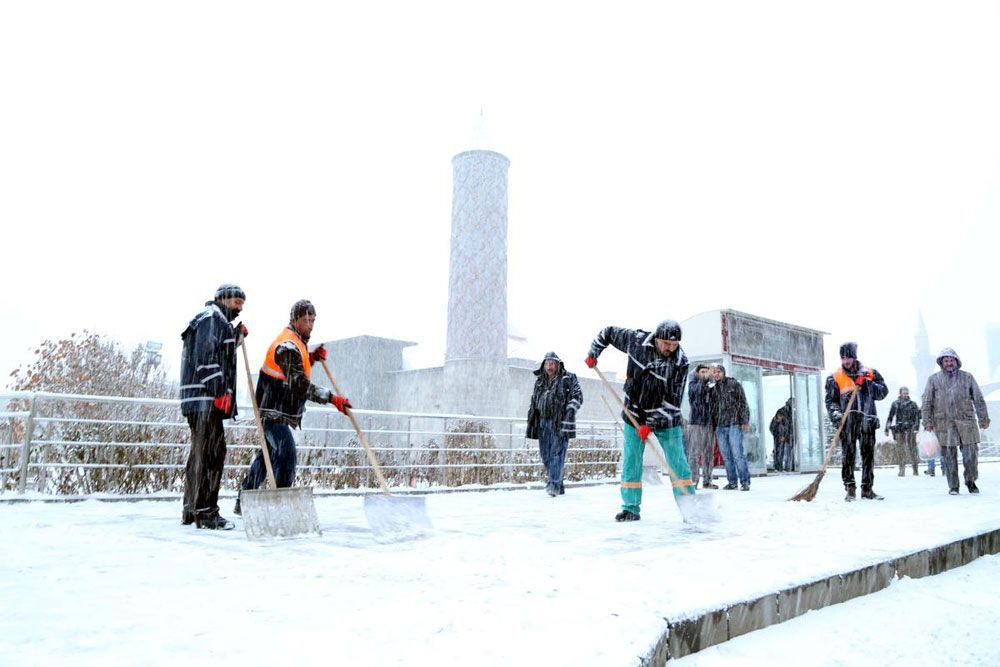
[{"left": 620, "top": 423, "right": 696, "bottom": 515}]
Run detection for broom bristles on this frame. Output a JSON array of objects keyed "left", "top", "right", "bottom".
[{"left": 789, "top": 470, "right": 825, "bottom": 502}]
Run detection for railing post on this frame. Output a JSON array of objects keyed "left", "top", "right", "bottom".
[
  {"left": 406, "top": 415, "right": 412, "bottom": 486},
  {"left": 17, "top": 394, "right": 38, "bottom": 494}
]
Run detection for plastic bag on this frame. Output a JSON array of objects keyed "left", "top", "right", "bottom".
[{"left": 917, "top": 430, "right": 940, "bottom": 458}]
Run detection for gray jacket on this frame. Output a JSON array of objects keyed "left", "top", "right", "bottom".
[{"left": 920, "top": 348, "right": 989, "bottom": 446}]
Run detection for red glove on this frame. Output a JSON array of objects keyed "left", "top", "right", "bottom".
[
  {"left": 213, "top": 394, "right": 233, "bottom": 414},
  {"left": 235, "top": 322, "right": 248, "bottom": 345},
  {"left": 310, "top": 345, "right": 327, "bottom": 363},
  {"left": 585, "top": 356, "right": 598, "bottom": 369},
  {"left": 331, "top": 395, "right": 352, "bottom": 414},
  {"left": 637, "top": 424, "right": 652, "bottom": 442},
  {"left": 855, "top": 371, "right": 873, "bottom": 387}
]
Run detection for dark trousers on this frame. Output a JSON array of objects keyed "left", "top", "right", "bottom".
[
  {"left": 941, "top": 444, "right": 979, "bottom": 490},
  {"left": 183, "top": 412, "right": 228, "bottom": 521},
  {"left": 538, "top": 420, "right": 569, "bottom": 486},
  {"left": 242, "top": 420, "right": 297, "bottom": 491},
  {"left": 841, "top": 426, "right": 876, "bottom": 492}
]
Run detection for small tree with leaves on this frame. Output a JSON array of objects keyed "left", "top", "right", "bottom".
[{"left": 6, "top": 331, "right": 180, "bottom": 493}]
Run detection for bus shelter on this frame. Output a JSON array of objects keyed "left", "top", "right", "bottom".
[{"left": 681, "top": 309, "right": 829, "bottom": 474}]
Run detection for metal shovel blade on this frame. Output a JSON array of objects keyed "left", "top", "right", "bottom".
[
  {"left": 675, "top": 491, "right": 720, "bottom": 525},
  {"left": 241, "top": 487, "right": 322, "bottom": 540},
  {"left": 363, "top": 493, "right": 432, "bottom": 537}
]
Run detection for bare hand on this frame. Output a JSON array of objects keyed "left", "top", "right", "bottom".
[
  {"left": 741, "top": 423, "right": 750, "bottom": 433},
  {"left": 925, "top": 425, "right": 934, "bottom": 432}
]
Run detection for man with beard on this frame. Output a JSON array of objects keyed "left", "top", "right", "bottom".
[
  {"left": 180, "top": 283, "right": 248, "bottom": 530},
  {"left": 526, "top": 351, "right": 583, "bottom": 496},
  {"left": 236, "top": 299, "right": 351, "bottom": 513},
  {"left": 921, "top": 348, "right": 990, "bottom": 495},
  {"left": 825, "top": 342, "right": 888, "bottom": 501}
]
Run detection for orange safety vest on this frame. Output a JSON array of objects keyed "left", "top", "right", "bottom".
[
  {"left": 833, "top": 367, "right": 872, "bottom": 394},
  {"left": 261, "top": 328, "right": 311, "bottom": 381}
]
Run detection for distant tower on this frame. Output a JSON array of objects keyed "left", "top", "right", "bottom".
[
  {"left": 912, "top": 312, "right": 935, "bottom": 392},
  {"left": 444, "top": 150, "right": 510, "bottom": 415}
]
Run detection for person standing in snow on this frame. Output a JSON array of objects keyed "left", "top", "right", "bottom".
[
  {"left": 687, "top": 364, "right": 717, "bottom": 488},
  {"left": 526, "top": 352, "right": 583, "bottom": 496},
  {"left": 708, "top": 363, "right": 752, "bottom": 490},
  {"left": 235, "top": 299, "right": 351, "bottom": 514},
  {"left": 769, "top": 397, "right": 794, "bottom": 472},
  {"left": 920, "top": 348, "right": 990, "bottom": 495},
  {"left": 825, "top": 342, "right": 888, "bottom": 502},
  {"left": 179, "top": 283, "right": 248, "bottom": 530},
  {"left": 885, "top": 387, "right": 921, "bottom": 476},
  {"left": 585, "top": 320, "right": 695, "bottom": 522}
]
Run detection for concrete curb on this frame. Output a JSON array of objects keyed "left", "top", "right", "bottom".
[{"left": 642, "top": 527, "right": 1000, "bottom": 664}]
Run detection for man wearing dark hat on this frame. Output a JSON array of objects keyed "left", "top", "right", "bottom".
[
  {"left": 526, "top": 352, "right": 583, "bottom": 496},
  {"left": 825, "top": 342, "right": 888, "bottom": 501},
  {"left": 585, "top": 319, "right": 696, "bottom": 522},
  {"left": 236, "top": 299, "right": 351, "bottom": 511},
  {"left": 921, "top": 348, "right": 990, "bottom": 495},
  {"left": 179, "top": 283, "right": 249, "bottom": 530}
]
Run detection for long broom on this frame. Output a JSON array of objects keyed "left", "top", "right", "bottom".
[{"left": 789, "top": 387, "right": 858, "bottom": 502}]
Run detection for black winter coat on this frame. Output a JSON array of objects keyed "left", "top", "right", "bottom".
[
  {"left": 526, "top": 359, "right": 583, "bottom": 439},
  {"left": 886, "top": 398, "right": 920, "bottom": 434},
  {"left": 588, "top": 327, "right": 688, "bottom": 430},
  {"left": 709, "top": 377, "right": 750, "bottom": 427},
  {"left": 179, "top": 302, "right": 238, "bottom": 418},
  {"left": 687, "top": 370, "right": 713, "bottom": 426},
  {"left": 824, "top": 362, "right": 888, "bottom": 433},
  {"left": 769, "top": 401, "right": 793, "bottom": 444}
]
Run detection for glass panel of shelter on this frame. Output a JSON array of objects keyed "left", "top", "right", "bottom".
[{"left": 761, "top": 370, "right": 794, "bottom": 471}]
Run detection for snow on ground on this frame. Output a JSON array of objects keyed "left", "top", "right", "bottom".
[
  {"left": 2, "top": 463, "right": 999, "bottom": 666},
  {"left": 675, "top": 554, "right": 1000, "bottom": 667}
]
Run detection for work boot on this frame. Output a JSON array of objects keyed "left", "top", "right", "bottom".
[
  {"left": 546, "top": 483, "right": 558, "bottom": 497},
  {"left": 558, "top": 482, "right": 565, "bottom": 495},
  {"left": 861, "top": 489, "right": 884, "bottom": 500},
  {"left": 723, "top": 483, "right": 738, "bottom": 490},
  {"left": 615, "top": 510, "right": 640, "bottom": 522},
  {"left": 196, "top": 515, "right": 235, "bottom": 530},
  {"left": 925, "top": 469, "right": 935, "bottom": 477},
  {"left": 913, "top": 465, "right": 919, "bottom": 475},
  {"left": 968, "top": 482, "right": 980, "bottom": 494},
  {"left": 898, "top": 468, "right": 905, "bottom": 477},
  {"left": 949, "top": 488, "right": 959, "bottom": 496},
  {"left": 181, "top": 511, "right": 196, "bottom": 526},
  {"left": 845, "top": 487, "right": 857, "bottom": 502},
  {"left": 703, "top": 481, "right": 719, "bottom": 490},
  {"left": 740, "top": 484, "right": 750, "bottom": 491},
  {"left": 233, "top": 496, "right": 241, "bottom": 516}
]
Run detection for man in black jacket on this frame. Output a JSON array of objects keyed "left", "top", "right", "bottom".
[
  {"left": 885, "top": 386, "right": 920, "bottom": 476},
  {"left": 708, "top": 364, "right": 751, "bottom": 490},
  {"left": 236, "top": 300, "right": 351, "bottom": 513},
  {"left": 526, "top": 352, "right": 583, "bottom": 496},
  {"left": 769, "top": 398, "right": 794, "bottom": 472},
  {"left": 585, "top": 319, "right": 696, "bottom": 522},
  {"left": 825, "top": 342, "right": 888, "bottom": 501},
  {"left": 687, "top": 364, "right": 717, "bottom": 488},
  {"left": 179, "top": 283, "right": 248, "bottom": 530}
]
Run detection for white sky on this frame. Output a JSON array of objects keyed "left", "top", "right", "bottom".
[{"left": 2, "top": 1, "right": 999, "bottom": 395}]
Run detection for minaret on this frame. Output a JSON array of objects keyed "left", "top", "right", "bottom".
[
  {"left": 444, "top": 149, "right": 510, "bottom": 415},
  {"left": 912, "top": 312, "right": 935, "bottom": 392}
]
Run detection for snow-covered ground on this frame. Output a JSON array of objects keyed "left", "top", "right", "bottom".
[{"left": 2, "top": 463, "right": 999, "bottom": 666}]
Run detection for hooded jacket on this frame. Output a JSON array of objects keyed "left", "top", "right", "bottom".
[
  {"left": 824, "top": 360, "right": 888, "bottom": 433},
  {"left": 920, "top": 348, "right": 989, "bottom": 446},
  {"left": 526, "top": 352, "right": 583, "bottom": 439},
  {"left": 588, "top": 327, "right": 688, "bottom": 430},
  {"left": 769, "top": 399, "right": 794, "bottom": 444},
  {"left": 179, "top": 301, "right": 239, "bottom": 418}
]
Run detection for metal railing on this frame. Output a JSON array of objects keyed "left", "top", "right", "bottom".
[{"left": 0, "top": 391, "right": 623, "bottom": 495}]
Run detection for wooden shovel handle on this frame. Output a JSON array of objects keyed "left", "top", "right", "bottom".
[
  {"left": 240, "top": 342, "right": 278, "bottom": 490},
  {"left": 592, "top": 365, "right": 678, "bottom": 480},
  {"left": 319, "top": 359, "right": 392, "bottom": 496}
]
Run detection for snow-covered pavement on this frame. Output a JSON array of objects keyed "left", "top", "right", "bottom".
[{"left": 2, "top": 463, "right": 999, "bottom": 666}]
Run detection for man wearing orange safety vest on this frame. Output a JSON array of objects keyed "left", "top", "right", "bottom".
[
  {"left": 235, "top": 299, "right": 350, "bottom": 514},
  {"left": 824, "top": 342, "right": 888, "bottom": 502}
]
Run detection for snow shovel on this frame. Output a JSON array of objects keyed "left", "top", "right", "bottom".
[
  {"left": 318, "top": 359, "right": 431, "bottom": 536},
  {"left": 601, "top": 394, "right": 661, "bottom": 487},
  {"left": 238, "top": 342, "right": 321, "bottom": 540},
  {"left": 789, "top": 387, "right": 857, "bottom": 502},
  {"left": 593, "top": 366, "right": 718, "bottom": 524}
]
